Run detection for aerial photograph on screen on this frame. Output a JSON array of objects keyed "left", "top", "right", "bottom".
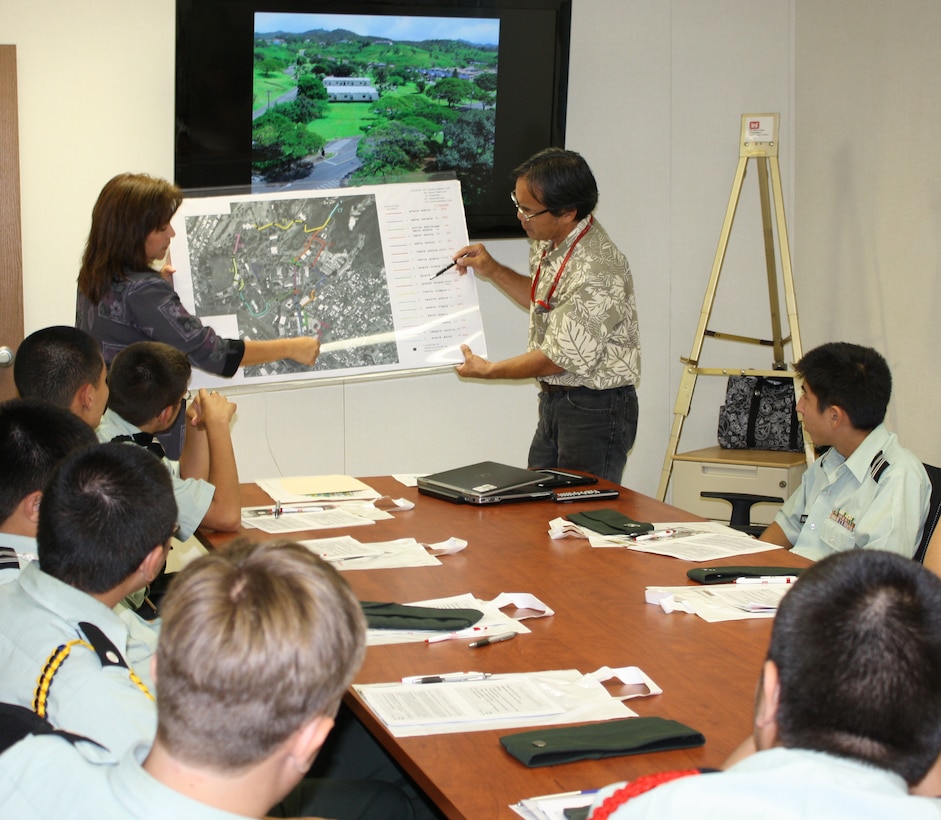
[{"left": 252, "top": 12, "right": 499, "bottom": 197}]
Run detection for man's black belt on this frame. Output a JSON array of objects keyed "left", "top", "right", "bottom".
[
  {"left": 538, "top": 382, "right": 634, "bottom": 394},
  {"left": 539, "top": 382, "right": 578, "bottom": 393}
]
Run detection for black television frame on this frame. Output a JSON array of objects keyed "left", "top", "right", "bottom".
[{"left": 174, "top": 0, "right": 571, "bottom": 238}]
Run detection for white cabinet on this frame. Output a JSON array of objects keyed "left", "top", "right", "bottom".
[{"left": 672, "top": 446, "right": 809, "bottom": 525}]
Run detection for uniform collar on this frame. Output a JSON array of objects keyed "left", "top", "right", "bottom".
[
  {"left": 17, "top": 562, "right": 129, "bottom": 654},
  {"left": 0, "top": 532, "right": 38, "bottom": 552},
  {"left": 97, "top": 407, "right": 145, "bottom": 439},
  {"left": 840, "top": 423, "right": 892, "bottom": 483},
  {"left": 109, "top": 743, "right": 253, "bottom": 819}
]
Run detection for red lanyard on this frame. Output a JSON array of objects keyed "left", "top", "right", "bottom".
[{"left": 530, "top": 216, "right": 594, "bottom": 312}]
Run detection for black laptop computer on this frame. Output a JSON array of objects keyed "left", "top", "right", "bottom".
[{"left": 417, "top": 461, "right": 595, "bottom": 505}]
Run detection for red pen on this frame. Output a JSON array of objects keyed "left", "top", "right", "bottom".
[{"left": 425, "top": 627, "right": 488, "bottom": 644}]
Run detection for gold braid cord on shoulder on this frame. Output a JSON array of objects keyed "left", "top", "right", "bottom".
[
  {"left": 33, "top": 639, "right": 154, "bottom": 719},
  {"left": 33, "top": 640, "right": 92, "bottom": 718}
]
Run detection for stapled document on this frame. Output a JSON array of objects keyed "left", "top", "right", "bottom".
[{"left": 355, "top": 668, "right": 649, "bottom": 737}]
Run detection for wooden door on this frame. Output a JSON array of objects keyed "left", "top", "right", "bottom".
[{"left": 0, "top": 45, "right": 24, "bottom": 401}]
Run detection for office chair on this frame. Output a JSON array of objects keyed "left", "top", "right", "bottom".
[{"left": 699, "top": 490, "right": 783, "bottom": 538}]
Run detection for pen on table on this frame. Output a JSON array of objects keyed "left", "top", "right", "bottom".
[
  {"left": 734, "top": 576, "right": 799, "bottom": 585},
  {"left": 632, "top": 528, "right": 677, "bottom": 542},
  {"left": 425, "top": 627, "right": 488, "bottom": 644},
  {"left": 522, "top": 788, "right": 600, "bottom": 802},
  {"left": 430, "top": 254, "right": 468, "bottom": 280},
  {"left": 401, "top": 672, "right": 491, "bottom": 684},
  {"left": 469, "top": 631, "right": 517, "bottom": 648},
  {"left": 244, "top": 503, "right": 325, "bottom": 518}
]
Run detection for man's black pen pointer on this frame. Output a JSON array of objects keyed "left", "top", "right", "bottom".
[{"left": 430, "top": 254, "right": 468, "bottom": 280}]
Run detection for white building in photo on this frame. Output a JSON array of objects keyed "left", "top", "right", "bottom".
[{"left": 323, "top": 76, "right": 379, "bottom": 102}]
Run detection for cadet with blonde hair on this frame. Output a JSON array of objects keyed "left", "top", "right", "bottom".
[{"left": 153, "top": 539, "right": 367, "bottom": 770}]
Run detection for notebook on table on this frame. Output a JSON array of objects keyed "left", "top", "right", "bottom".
[{"left": 417, "top": 461, "right": 595, "bottom": 505}]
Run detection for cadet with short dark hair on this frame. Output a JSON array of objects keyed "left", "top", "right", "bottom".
[
  {"left": 99, "top": 341, "right": 241, "bottom": 538},
  {"left": 0, "top": 443, "right": 176, "bottom": 756},
  {"left": 13, "top": 326, "right": 109, "bottom": 428},
  {"left": 760, "top": 341, "right": 930, "bottom": 559},
  {"left": 0, "top": 399, "right": 99, "bottom": 579},
  {"left": 588, "top": 550, "right": 941, "bottom": 818}
]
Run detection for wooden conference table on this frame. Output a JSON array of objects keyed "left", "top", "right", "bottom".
[{"left": 203, "top": 476, "right": 807, "bottom": 819}]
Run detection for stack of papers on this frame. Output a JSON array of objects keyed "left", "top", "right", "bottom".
[
  {"left": 256, "top": 474, "right": 381, "bottom": 502},
  {"left": 243, "top": 476, "right": 414, "bottom": 533},
  {"left": 511, "top": 790, "right": 597, "bottom": 820},
  {"left": 627, "top": 529, "right": 781, "bottom": 561},
  {"left": 551, "top": 519, "right": 782, "bottom": 562},
  {"left": 355, "top": 669, "right": 637, "bottom": 737},
  {"left": 646, "top": 582, "right": 791, "bottom": 622},
  {"left": 242, "top": 505, "right": 383, "bottom": 533},
  {"left": 300, "top": 536, "right": 442, "bottom": 572}
]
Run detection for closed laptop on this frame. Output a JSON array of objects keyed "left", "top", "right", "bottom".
[{"left": 417, "top": 461, "right": 553, "bottom": 505}]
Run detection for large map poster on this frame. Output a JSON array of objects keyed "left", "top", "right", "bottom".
[{"left": 170, "top": 179, "right": 486, "bottom": 389}]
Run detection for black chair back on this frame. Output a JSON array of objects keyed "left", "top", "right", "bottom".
[{"left": 914, "top": 463, "right": 941, "bottom": 563}]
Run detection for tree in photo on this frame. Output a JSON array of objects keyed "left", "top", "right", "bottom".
[
  {"left": 438, "top": 109, "right": 496, "bottom": 198},
  {"left": 370, "top": 94, "right": 417, "bottom": 121},
  {"left": 252, "top": 110, "right": 325, "bottom": 180},
  {"left": 257, "top": 55, "right": 287, "bottom": 78},
  {"left": 355, "top": 121, "right": 429, "bottom": 178},
  {"left": 276, "top": 96, "right": 327, "bottom": 126},
  {"left": 297, "top": 73, "right": 328, "bottom": 102},
  {"left": 474, "top": 73, "right": 498, "bottom": 95},
  {"left": 427, "top": 77, "right": 477, "bottom": 108}
]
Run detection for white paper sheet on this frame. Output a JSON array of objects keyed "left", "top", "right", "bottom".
[
  {"left": 362, "top": 677, "right": 566, "bottom": 728},
  {"left": 241, "top": 507, "right": 378, "bottom": 533},
  {"left": 300, "top": 537, "right": 442, "bottom": 573},
  {"left": 165, "top": 534, "right": 209, "bottom": 574},
  {"left": 355, "top": 669, "right": 638, "bottom": 737},
  {"left": 256, "top": 475, "right": 381, "bottom": 503},
  {"left": 645, "top": 582, "right": 791, "bottom": 622},
  {"left": 511, "top": 790, "right": 599, "bottom": 820},
  {"left": 627, "top": 532, "right": 781, "bottom": 561},
  {"left": 393, "top": 474, "right": 427, "bottom": 487},
  {"left": 549, "top": 517, "right": 782, "bottom": 561}
]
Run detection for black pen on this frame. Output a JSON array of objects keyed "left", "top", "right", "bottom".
[
  {"left": 469, "top": 632, "right": 516, "bottom": 648},
  {"left": 430, "top": 254, "right": 468, "bottom": 280},
  {"left": 401, "top": 672, "right": 491, "bottom": 684}
]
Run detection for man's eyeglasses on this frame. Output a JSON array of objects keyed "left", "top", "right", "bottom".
[{"left": 510, "top": 191, "right": 550, "bottom": 222}]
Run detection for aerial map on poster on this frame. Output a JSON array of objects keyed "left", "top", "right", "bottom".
[{"left": 170, "top": 179, "right": 486, "bottom": 389}]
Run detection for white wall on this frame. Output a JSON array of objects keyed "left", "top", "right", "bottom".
[
  {"left": 566, "top": 0, "right": 796, "bottom": 492},
  {"left": 794, "top": 0, "right": 941, "bottom": 467},
  {"left": 2, "top": 0, "right": 797, "bottom": 496}
]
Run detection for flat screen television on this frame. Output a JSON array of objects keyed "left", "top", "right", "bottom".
[{"left": 175, "top": 0, "right": 571, "bottom": 238}]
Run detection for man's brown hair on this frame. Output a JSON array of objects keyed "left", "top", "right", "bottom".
[{"left": 154, "top": 539, "right": 366, "bottom": 770}]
